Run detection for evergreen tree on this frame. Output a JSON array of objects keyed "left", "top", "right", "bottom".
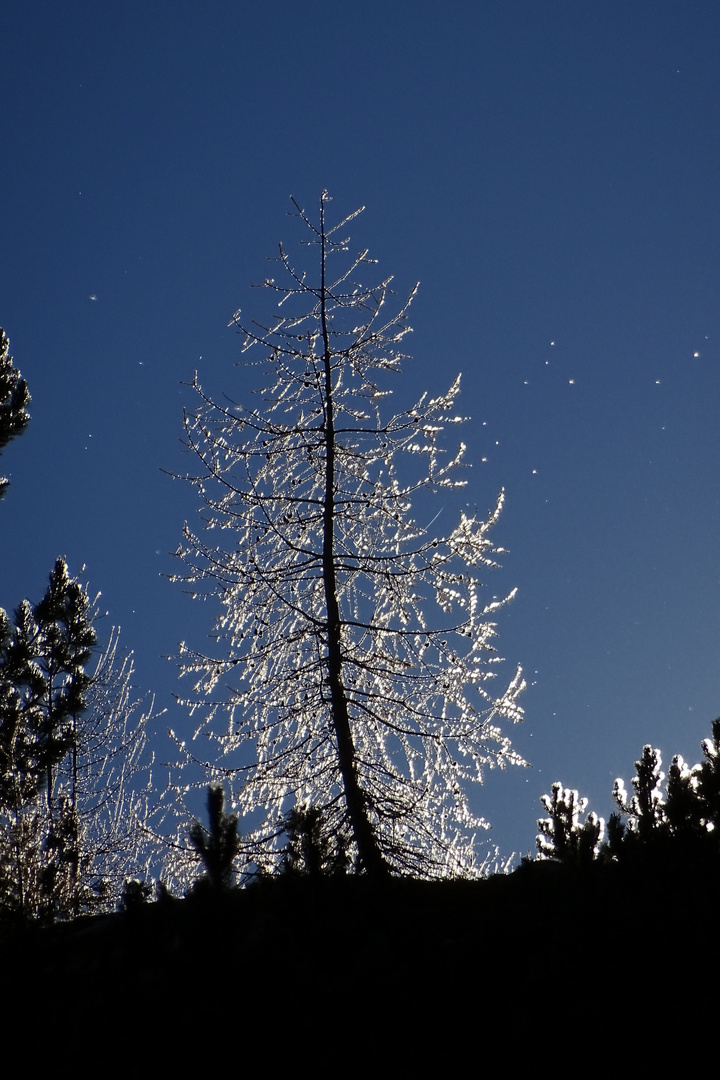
[
  {"left": 612, "top": 745, "right": 665, "bottom": 845},
  {"left": 660, "top": 719, "right": 720, "bottom": 854},
  {"left": 0, "top": 608, "right": 42, "bottom": 814},
  {"left": 0, "top": 328, "right": 31, "bottom": 501},
  {"left": 536, "top": 782, "right": 604, "bottom": 867},
  {"left": 604, "top": 811, "right": 626, "bottom": 860},
  {"left": 31, "top": 558, "right": 97, "bottom": 813},
  {"left": 663, "top": 754, "right": 704, "bottom": 841},
  {"left": 280, "top": 805, "right": 349, "bottom": 877},
  {"left": 171, "top": 193, "right": 525, "bottom": 878},
  {"left": 696, "top": 718, "right": 720, "bottom": 832},
  {"left": 188, "top": 785, "right": 240, "bottom": 892},
  {"left": 535, "top": 721, "right": 720, "bottom": 869},
  {"left": 0, "top": 560, "right": 97, "bottom": 919}
]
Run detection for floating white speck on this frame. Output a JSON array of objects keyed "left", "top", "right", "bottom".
[
  {"left": 89, "top": 295, "right": 97, "bottom": 301},
  {"left": 568, "top": 379, "right": 574, "bottom": 384},
  {"left": 693, "top": 352, "right": 700, "bottom": 358}
]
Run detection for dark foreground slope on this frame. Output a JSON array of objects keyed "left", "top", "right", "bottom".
[{"left": 3, "top": 857, "right": 717, "bottom": 1063}]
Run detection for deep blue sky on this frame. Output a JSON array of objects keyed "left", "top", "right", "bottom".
[{"left": 2, "top": 1, "right": 719, "bottom": 861}]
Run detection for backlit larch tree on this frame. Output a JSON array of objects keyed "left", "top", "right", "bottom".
[{"left": 172, "top": 193, "right": 525, "bottom": 877}]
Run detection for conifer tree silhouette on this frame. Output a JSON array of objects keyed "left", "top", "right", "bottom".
[
  {"left": 0, "top": 559, "right": 96, "bottom": 918},
  {"left": 188, "top": 785, "right": 240, "bottom": 892},
  {"left": 0, "top": 328, "right": 30, "bottom": 501},
  {"left": 697, "top": 718, "right": 720, "bottom": 831},
  {"left": 613, "top": 745, "right": 666, "bottom": 845},
  {"left": 281, "top": 806, "right": 348, "bottom": 877},
  {"left": 536, "top": 782, "right": 604, "bottom": 867}
]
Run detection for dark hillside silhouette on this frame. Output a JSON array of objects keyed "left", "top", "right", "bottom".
[{"left": 3, "top": 860, "right": 717, "bottom": 1062}]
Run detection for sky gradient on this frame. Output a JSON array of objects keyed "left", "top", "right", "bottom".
[{"left": 2, "top": 0, "right": 719, "bottom": 860}]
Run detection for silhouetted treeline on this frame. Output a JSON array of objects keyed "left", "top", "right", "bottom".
[{"left": 536, "top": 717, "right": 720, "bottom": 870}]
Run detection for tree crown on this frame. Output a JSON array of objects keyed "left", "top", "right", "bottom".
[{"left": 171, "top": 193, "right": 525, "bottom": 878}]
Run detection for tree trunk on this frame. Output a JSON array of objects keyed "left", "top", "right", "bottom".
[{"left": 318, "top": 199, "right": 387, "bottom": 877}]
